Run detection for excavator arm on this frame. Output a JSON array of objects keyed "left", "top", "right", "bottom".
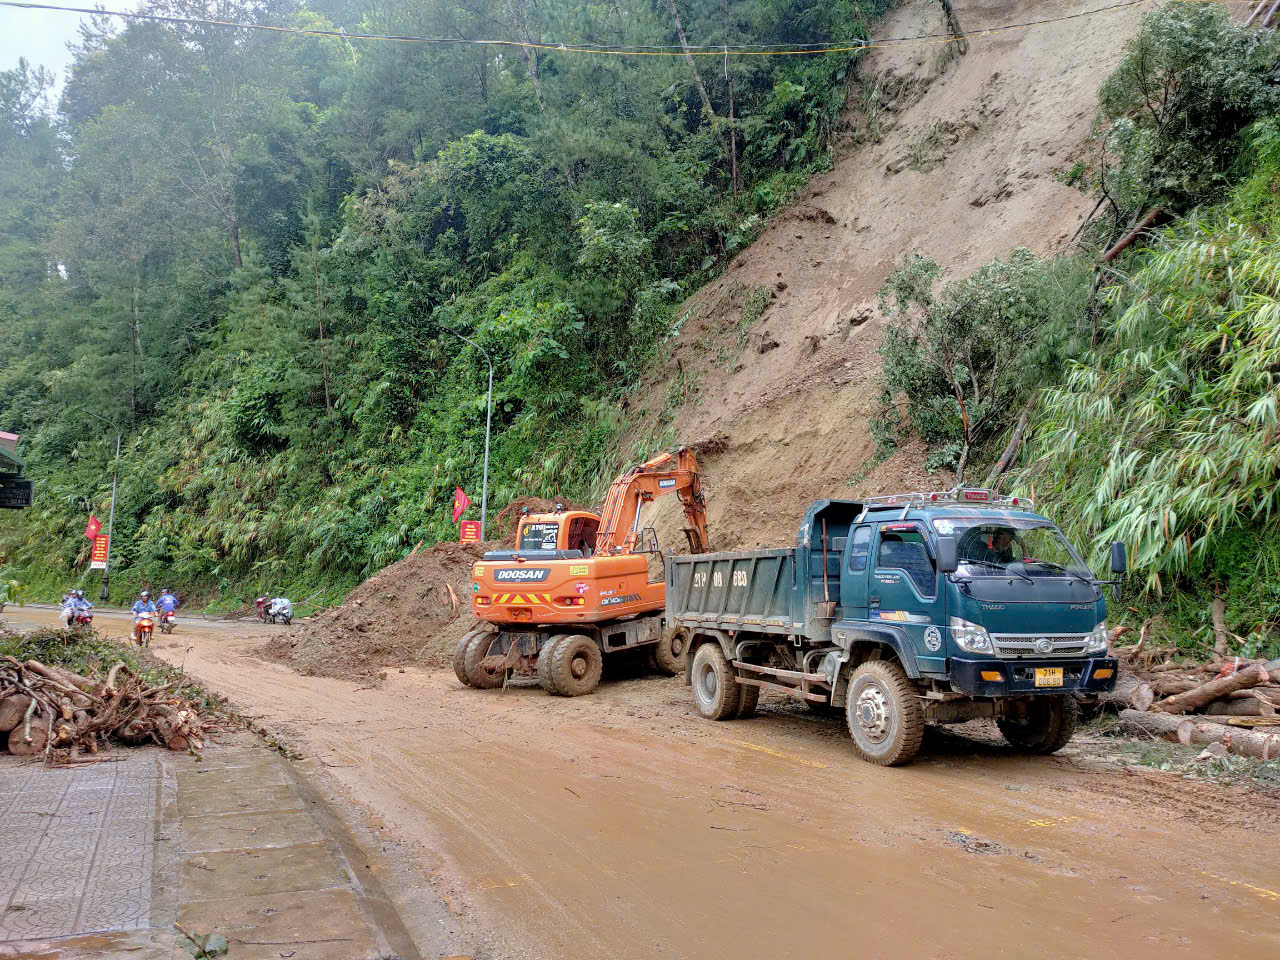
[{"left": 595, "top": 447, "right": 710, "bottom": 556}]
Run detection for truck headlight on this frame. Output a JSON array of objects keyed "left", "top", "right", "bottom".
[
  {"left": 1085, "top": 621, "right": 1109, "bottom": 654},
  {"left": 950, "top": 617, "right": 993, "bottom": 654}
]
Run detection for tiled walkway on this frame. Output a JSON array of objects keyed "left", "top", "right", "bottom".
[{"left": 0, "top": 754, "right": 160, "bottom": 940}]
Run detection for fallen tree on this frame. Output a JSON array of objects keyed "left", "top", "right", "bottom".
[{"left": 1, "top": 655, "right": 207, "bottom": 760}]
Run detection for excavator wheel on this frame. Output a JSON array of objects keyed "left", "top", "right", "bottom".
[
  {"left": 454, "top": 630, "right": 478, "bottom": 687},
  {"left": 537, "top": 637, "right": 563, "bottom": 694},
  {"left": 550, "top": 635, "right": 602, "bottom": 697},
  {"left": 463, "top": 629, "right": 503, "bottom": 689},
  {"left": 654, "top": 626, "right": 690, "bottom": 676}
]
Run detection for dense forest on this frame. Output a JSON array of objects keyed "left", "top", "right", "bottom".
[{"left": 0, "top": 0, "right": 891, "bottom": 605}]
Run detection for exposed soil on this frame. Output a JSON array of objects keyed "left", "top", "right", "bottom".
[
  {"left": 8, "top": 605, "right": 1280, "bottom": 960},
  {"left": 631, "top": 0, "right": 1148, "bottom": 552},
  {"left": 258, "top": 540, "right": 499, "bottom": 679}
]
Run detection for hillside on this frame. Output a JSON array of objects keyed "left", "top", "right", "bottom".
[{"left": 638, "top": 0, "right": 1146, "bottom": 551}]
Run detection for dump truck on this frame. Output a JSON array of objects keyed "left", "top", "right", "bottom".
[
  {"left": 666, "top": 489, "right": 1125, "bottom": 765},
  {"left": 457, "top": 447, "right": 709, "bottom": 695}
]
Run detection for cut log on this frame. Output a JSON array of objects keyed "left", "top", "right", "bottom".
[
  {"left": 8, "top": 714, "right": 51, "bottom": 756},
  {"left": 1129, "top": 682, "right": 1153, "bottom": 712},
  {"left": 1204, "top": 696, "right": 1275, "bottom": 717},
  {"left": 1150, "top": 677, "right": 1198, "bottom": 697},
  {"left": 1151, "top": 664, "right": 1269, "bottom": 714},
  {"left": 1094, "top": 672, "right": 1153, "bottom": 712},
  {"left": 1175, "top": 717, "right": 1280, "bottom": 760},
  {"left": 1118, "top": 709, "right": 1184, "bottom": 740},
  {"left": 0, "top": 694, "right": 32, "bottom": 733}
]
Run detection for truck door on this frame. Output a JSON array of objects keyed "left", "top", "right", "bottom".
[
  {"left": 870, "top": 522, "right": 946, "bottom": 677},
  {"left": 840, "top": 524, "right": 873, "bottom": 622}
]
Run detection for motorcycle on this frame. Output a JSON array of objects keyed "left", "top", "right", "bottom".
[
  {"left": 268, "top": 599, "right": 293, "bottom": 626},
  {"left": 255, "top": 596, "right": 293, "bottom": 625},
  {"left": 134, "top": 613, "right": 155, "bottom": 647},
  {"left": 73, "top": 609, "right": 94, "bottom": 630},
  {"left": 160, "top": 611, "right": 177, "bottom": 634}
]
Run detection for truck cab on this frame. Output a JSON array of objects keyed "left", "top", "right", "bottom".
[{"left": 832, "top": 490, "right": 1116, "bottom": 699}]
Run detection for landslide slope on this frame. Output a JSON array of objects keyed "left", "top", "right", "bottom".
[{"left": 636, "top": 0, "right": 1145, "bottom": 551}]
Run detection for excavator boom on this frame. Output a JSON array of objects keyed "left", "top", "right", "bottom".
[{"left": 595, "top": 447, "right": 709, "bottom": 555}]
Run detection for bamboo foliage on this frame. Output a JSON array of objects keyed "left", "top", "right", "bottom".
[{"left": 1016, "top": 214, "right": 1280, "bottom": 589}]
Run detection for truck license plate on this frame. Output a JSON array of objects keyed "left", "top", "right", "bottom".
[{"left": 1034, "top": 667, "right": 1064, "bottom": 687}]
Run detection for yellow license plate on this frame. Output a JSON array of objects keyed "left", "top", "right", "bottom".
[{"left": 1035, "top": 667, "right": 1064, "bottom": 688}]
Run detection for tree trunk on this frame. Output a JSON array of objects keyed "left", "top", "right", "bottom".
[
  {"left": 985, "top": 391, "right": 1037, "bottom": 488},
  {"left": 1210, "top": 593, "right": 1230, "bottom": 658},
  {"left": 1204, "top": 696, "right": 1275, "bottom": 718},
  {"left": 8, "top": 713, "right": 50, "bottom": 756},
  {"left": 938, "top": 1, "right": 969, "bottom": 56},
  {"left": 727, "top": 53, "right": 739, "bottom": 199},
  {"left": 229, "top": 213, "right": 243, "bottom": 269},
  {"left": 953, "top": 442, "right": 969, "bottom": 488},
  {"left": 666, "top": 0, "right": 716, "bottom": 123},
  {"left": 314, "top": 258, "right": 332, "bottom": 412},
  {"left": 1151, "top": 664, "right": 1269, "bottom": 714},
  {"left": 0, "top": 695, "right": 32, "bottom": 733},
  {"left": 505, "top": 0, "right": 544, "bottom": 108}
]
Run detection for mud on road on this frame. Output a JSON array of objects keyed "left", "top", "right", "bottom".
[{"left": 8, "top": 606, "right": 1279, "bottom": 959}]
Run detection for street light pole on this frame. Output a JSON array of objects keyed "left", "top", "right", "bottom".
[
  {"left": 445, "top": 330, "right": 493, "bottom": 541},
  {"left": 81, "top": 410, "right": 121, "bottom": 602}
]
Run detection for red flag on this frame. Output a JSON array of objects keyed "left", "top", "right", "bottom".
[
  {"left": 452, "top": 487, "right": 471, "bottom": 523},
  {"left": 84, "top": 515, "right": 102, "bottom": 540}
]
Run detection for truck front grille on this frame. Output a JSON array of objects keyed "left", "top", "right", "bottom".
[{"left": 990, "top": 634, "right": 1088, "bottom": 658}]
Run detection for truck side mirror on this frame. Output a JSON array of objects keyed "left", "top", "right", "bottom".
[
  {"left": 1110, "top": 541, "right": 1127, "bottom": 575},
  {"left": 936, "top": 537, "right": 958, "bottom": 574}
]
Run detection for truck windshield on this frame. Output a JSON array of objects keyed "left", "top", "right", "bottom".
[
  {"left": 519, "top": 521, "right": 559, "bottom": 551},
  {"left": 930, "top": 516, "right": 1091, "bottom": 580}
]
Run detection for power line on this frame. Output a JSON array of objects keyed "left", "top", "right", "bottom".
[{"left": 0, "top": 0, "right": 1257, "bottom": 58}]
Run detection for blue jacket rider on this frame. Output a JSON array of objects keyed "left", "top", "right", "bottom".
[{"left": 158, "top": 590, "right": 178, "bottom": 614}]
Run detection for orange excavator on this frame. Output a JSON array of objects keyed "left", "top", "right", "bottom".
[{"left": 455, "top": 447, "right": 709, "bottom": 696}]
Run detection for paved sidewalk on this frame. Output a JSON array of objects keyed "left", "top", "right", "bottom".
[{"left": 0, "top": 732, "right": 421, "bottom": 960}]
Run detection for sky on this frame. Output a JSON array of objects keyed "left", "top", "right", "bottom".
[{"left": 0, "top": 3, "right": 142, "bottom": 99}]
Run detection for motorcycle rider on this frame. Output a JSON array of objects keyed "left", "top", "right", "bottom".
[
  {"left": 158, "top": 587, "right": 178, "bottom": 617},
  {"left": 268, "top": 596, "right": 293, "bottom": 624},
  {"left": 61, "top": 590, "right": 77, "bottom": 626},
  {"left": 73, "top": 590, "right": 94, "bottom": 626},
  {"left": 131, "top": 590, "right": 157, "bottom": 642}
]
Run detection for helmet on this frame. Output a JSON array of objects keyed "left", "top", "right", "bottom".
[
  {"left": 140, "top": 590, "right": 149, "bottom": 598},
  {"left": 162, "top": 587, "right": 171, "bottom": 594}
]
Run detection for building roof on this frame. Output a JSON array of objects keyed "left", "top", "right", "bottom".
[{"left": 0, "top": 432, "right": 23, "bottom": 472}]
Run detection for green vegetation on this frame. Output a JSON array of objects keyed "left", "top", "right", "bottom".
[
  {"left": 877, "top": 4, "right": 1280, "bottom": 655},
  {"left": 0, "top": 0, "right": 894, "bottom": 604}
]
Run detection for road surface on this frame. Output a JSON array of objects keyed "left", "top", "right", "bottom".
[{"left": 6, "top": 606, "right": 1279, "bottom": 959}]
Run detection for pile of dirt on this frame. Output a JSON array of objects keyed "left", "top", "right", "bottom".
[{"left": 260, "top": 540, "right": 499, "bottom": 680}]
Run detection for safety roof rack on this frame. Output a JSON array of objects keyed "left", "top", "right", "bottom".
[{"left": 857, "top": 488, "right": 1035, "bottom": 521}]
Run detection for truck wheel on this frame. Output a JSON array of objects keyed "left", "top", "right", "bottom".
[
  {"left": 654, "top": 626, "right": 690, "bottom": 676},
  {"left": 997, "top": 696, "right": 1079, "bottom": 754},
  {"left": 550, "top": 635, "right": 602, "bottom": 697},
  {"left": 691, "top": 643, "right": 741, "bottom": 721},
  {"left": 463, "top": 630, "right": 503, "bottom": 689},
  {"left": 844, "top": 661, "right": 925, "bottom": 766},
  {"left": 733, "top": 680, "right": 760, "bottom": 719},
  {"left": 537, "top": 638, "right": 562, "bottom": 694}
]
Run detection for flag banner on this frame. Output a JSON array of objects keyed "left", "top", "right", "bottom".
[
  {"left": 84, "top": 515, "right": 102, "bottom": 540},
  {"left": 460, "top": 520, "right": 481, "bottom": 543},
  {"left": 89, "top": 534, "right": 109, "bottom": 570},
  {"left": 452, "top": 486, "right": 471, "bottom": 523}
]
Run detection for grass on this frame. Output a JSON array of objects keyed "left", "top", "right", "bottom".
[{"left": 907, "top": 121, "right": 949, "bottom": 172}]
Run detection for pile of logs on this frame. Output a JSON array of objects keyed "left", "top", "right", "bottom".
[
  {"left": 0, "top": 656, "right": 206, "bottom": 760},
  {"left": 1105, "top": 623, "right": 1280, "bottom": 760}
]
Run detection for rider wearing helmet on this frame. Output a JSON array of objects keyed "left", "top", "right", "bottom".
[
  {"left": 158, "top": 588, "right": 178, "bottom": 615},
  {"left": 131, "top": 590, "right": 157, "bottom": 641}
]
